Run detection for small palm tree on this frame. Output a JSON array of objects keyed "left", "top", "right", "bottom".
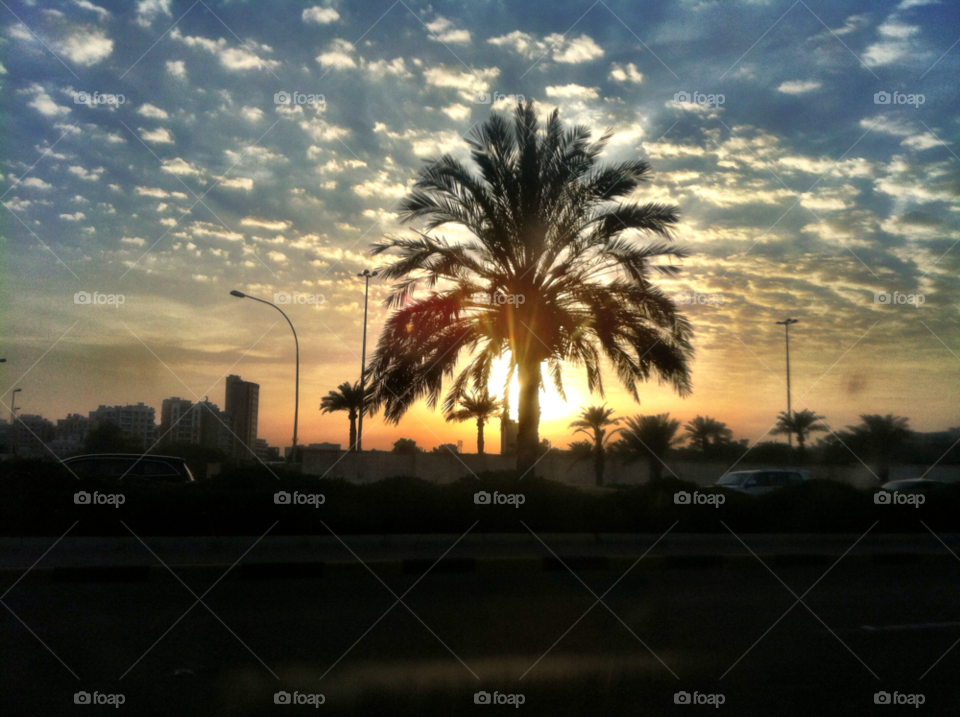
[
  {"left": 320, "top": 381, "right": 374, "bottom": 452},
  {"left": 367, "top": 102, "right": 694, "bottom": 475},
  {"left": 684, "top": 415, "right": 733, "bottom": 455},
  {"left": 618, "top": 413, "right": 682, "bottom": 482},
  {"left": 772, "top": 409, "right": 827, "bottom": 462},
  {"left": 445, "top": 390, "right": 501, "bottom": 454},
  {"left": 569, "top": 405, "right": 621, "bottom": 486},
  {"left": 847, "top": 414, "right": 912, "bottom": 482}
]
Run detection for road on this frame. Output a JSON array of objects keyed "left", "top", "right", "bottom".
[{"left": 3, "top": 556, "right": 960, "bottom": 715}]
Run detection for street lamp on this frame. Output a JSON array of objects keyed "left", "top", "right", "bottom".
[
  {"left": 356, "top": 269, "right": 378, "bottom": 452},
  {"left": 11, "top": 387, "right": 22, "bottom": 457},
  {"left": 776, "top": 318, "right": 799, "bottom": 447},
  {"left": 230, "top": 290, "right": 300, "bottom": 462}
]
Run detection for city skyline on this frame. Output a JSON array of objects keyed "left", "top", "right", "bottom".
[{"left": 2, "top": 0, "right": 958, "bottom": 452}]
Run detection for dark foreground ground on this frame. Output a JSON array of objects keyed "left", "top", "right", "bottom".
[{"left": 3, "top": 555, "right": 960, "bottom": 716}]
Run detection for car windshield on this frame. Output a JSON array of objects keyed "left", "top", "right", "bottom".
[{"left": 718, "top": 472, "right": 751, "bottom": 486}]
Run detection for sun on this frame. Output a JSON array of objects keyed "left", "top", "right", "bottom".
[{"left": 488, "top": 356, "right": 581, "bottom": 422}]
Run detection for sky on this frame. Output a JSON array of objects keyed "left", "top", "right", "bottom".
[{"left": 1, "top": 0, "right": 958, "bottom": 454}]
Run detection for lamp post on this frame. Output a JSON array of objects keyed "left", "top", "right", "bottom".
[
  {"left": 230, "top": 290, "right": 299, "bottom": 462},
  {"left": 10, "top": 387, "right": 22, "bottom": 458},
  {"left": 356, "top": 269, "right": 378, "bottom": 452},
  {"left": 776, "top": 318, "right": 799, "bottom": 447}
]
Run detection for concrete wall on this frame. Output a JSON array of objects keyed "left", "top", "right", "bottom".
[{"left": 301, "top": 448, "right": 960, "bottom": 488}]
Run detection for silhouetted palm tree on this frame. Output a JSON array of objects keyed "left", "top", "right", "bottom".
[
  {"left": 367, "top": 102, "right": 694, "bottom": 474},
  {"left": 320, "top": 381, "right": 373, "bottom": 452},
  {"left": 684, "top": 415, "right": 732, "bottom": 455},
  {"left": 772, "top": 409, "right": 827, "bottom": 462},
  {"left": 569, "top": 404, "right": 621, "bottom": 486},
  {"left": 847, "top": 414, "right": 912, "bottom": 483},
  {"left": 618, "top": 413, "right": 682, "bottom": 482},
  {"left": 445, "top": 389, "right": 501, "bottom": 454}
]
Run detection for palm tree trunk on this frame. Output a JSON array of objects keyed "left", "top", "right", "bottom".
[
  {"left": 594, "top": 444, "right": 605, "bottom": 487},
  {"left": 349, "top": 415, "right": 357, "bottom": 453},
  {"left": 477, "top": 417, "right": 485, "bottom": 455},
  {"left": 517, "top": 358, "right": 541, "bottom": 474}
]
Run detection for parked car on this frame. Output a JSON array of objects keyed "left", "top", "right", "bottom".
[
  {"left": 63, "top": 454, "right": 195, "bottom": 483},
  {"left": 715, "top": 469, "right": 805, "bottom": 496},
  {"left": 880, "top": 478, "right": 946, "bottom": 494}
]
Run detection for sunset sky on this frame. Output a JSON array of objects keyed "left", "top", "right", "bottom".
[{"left": 1, "top": 0, "right": 958, "bottom": 453}]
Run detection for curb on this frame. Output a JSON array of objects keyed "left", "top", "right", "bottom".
[{"left": 1, "top": 552, "right": 954, "bottom": 585}]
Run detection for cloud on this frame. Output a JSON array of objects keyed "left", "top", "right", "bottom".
[
  {"left": 863, "top": 19, "right": 921, "bottom": 66},
  {"left": 170, "top": 28, "right": 280, "bottom": 71},
  {"left": 220, "top": 177, "right": 254, "bottom": 190},
  {"left": 60, "top": 211, "right": 85, "bottom": 221},
  {"left": 442, "top": 104, "right": 471, "bottom": 120},
  {"left": 22, "top": 177, "right": 53, "bottom": 190},
  {"left": 425, "top": 16, "right": 471, "bottom": 44},
  {"left": 68, "top": 166, "right": 104, "bottom": 181},
  {"left": 166, "top": 60, "right": 186, "bottom": 78},
  {"left": 240, "top": 217, "right": 291, "bottom": 231},
  {"left": 141, "top": 127, "right": 174, "bottom": 144},
  {"left": 74, "top": 1, "right": 111, "bottom": 20},
  {"left": 136, "top": 0, "right": 172, "bottom": 28},
  {"left": 545, "top": 84, "right": 599, "bottom": 100},
  {"left": 241, "top": 106, "right": 264, "bottom": 122},
  {"left": 364, "top": 57, "right": 412, "bottom": 79},
  {"left": 56, "top": 26, "right": 113, "bottom": 65},
  {"left": 488, "top": 31, "right": 603, "bottom": 64},
  {"left": 609, "top": 62, "right": 643, "bottom": 83},
  {"left": 138, "top": 103, "right": 169, "bottom": 119},
  {"left": 353, "top": 172, "right": 407, "bottom": 198},
  {"left": 316, "top": 38, "right": 356, "bottom": 69},
  {"left": 302, "top": 6, "right": 340, "bottom": 24},
  {"left": 423, "top": 65, "right": 499, "bottom": 101},
  {"left": 25, "top": 85, "right": 70, "bottom": 116},
  {"left": 161, "top": 157, "right": 204, "bottom": 177},
  {"left": 777, "top": 80, "right": 822, "bottom": 94}
]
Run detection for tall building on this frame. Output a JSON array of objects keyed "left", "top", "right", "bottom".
[
  {"left": 89, "top": 403, "right": 158, "bottom": 449},
  {"left": 225, "top": 375, "right": 259, "bottom": 459},
  {"left": 52, "top": 413, "right": 90, "bottom": 456},
  {"left": 10, "top": 414, "right": 56, "bottom": 457},
  {"left": 160, "top": 398, "right": 199, "bottom": 445}
]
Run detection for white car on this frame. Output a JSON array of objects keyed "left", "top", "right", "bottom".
[{"left": 715, "top": 469, "right": 806, "bottom": 496}]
